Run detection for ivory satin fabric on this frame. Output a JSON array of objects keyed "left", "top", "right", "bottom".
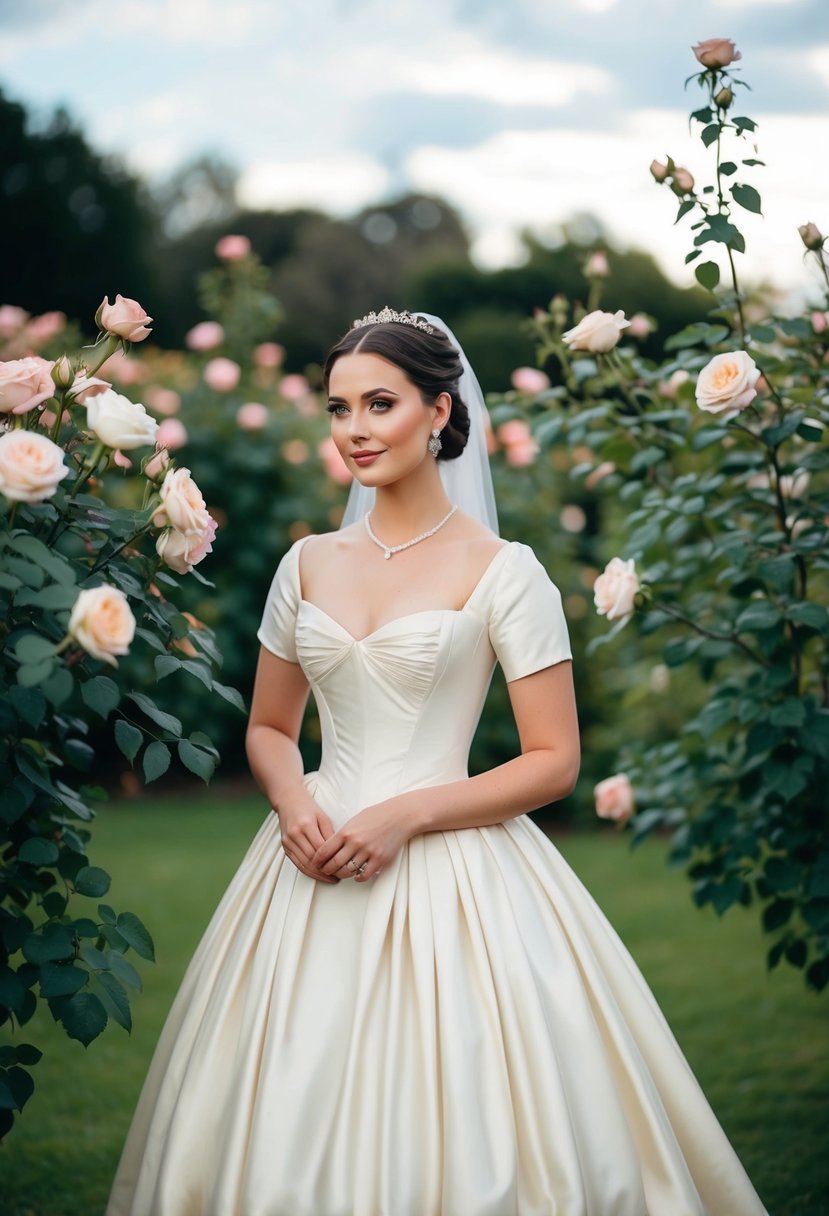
[{"left": 107, "top": 540, "right": 767, "bottom": 1216}]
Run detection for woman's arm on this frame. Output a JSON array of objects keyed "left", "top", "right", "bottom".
[
  {"left": 313, "top": 659, "right": 579, "bottom": 882},
  {"left": 246, "top": 646, "right": 340, "bottom": 883}
]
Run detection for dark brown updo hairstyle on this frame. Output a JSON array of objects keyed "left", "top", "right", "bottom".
[{"left": 323, "top": 314, "right": 471, "bottom": 461}]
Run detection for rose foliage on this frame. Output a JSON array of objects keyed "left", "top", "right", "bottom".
[
  {"left": 511, "top": 48, "right": 829, "bottom": 990},
  {"left": 0, "top": 299, "right": 241, "bottom": 1138}
]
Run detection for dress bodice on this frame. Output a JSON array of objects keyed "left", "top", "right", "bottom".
[{"left": 257, "top": 538, "right": 572, "bottom": 827}]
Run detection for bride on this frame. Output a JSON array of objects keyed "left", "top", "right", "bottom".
[{"left": 107, "top": 308, "right": 768, "bottom": 1215}]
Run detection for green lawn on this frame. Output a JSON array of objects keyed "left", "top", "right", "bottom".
[{"left": 1, "top": 794, "right": 827, "bottom": 1216}]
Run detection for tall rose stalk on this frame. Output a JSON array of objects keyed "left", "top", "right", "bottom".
[
  {"left": 511, "top": 43, "right": 829, "bottom": 991},
  {"left": 0, "top": 297, "right": 239, "bottom": 1138}
]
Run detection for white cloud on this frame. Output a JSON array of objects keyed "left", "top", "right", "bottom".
[
  {"left": 398, "top": 45, "right": 613, "bottom": 107},
  {"left": 237, "top": 154, "right": 391, "bottom": 214}
]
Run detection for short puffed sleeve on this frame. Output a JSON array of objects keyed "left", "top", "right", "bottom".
[
  {"left": 488, "top": 543, "right": 572, "bottom": 682},
  {"left": 256, "top": 539, "right": 304, "bottom": 662}
]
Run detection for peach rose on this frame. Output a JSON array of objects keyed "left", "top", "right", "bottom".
[
  {"left": 144, "top": 447, "right": 171, "bottom": 481},
  {"left": 0, "top": 430, "right": 72, "bottom": 502},
  {"left": 497, "top": 419, "right": 533, "bottom": 447},
  {"left": 692, "top": 39, "right": 741, "bottom": 69},
  {"left": 593, "top": 557, "right": 640, "bottom": 622},
  {"left": 649, "top": 160, "right": 669, "bottom": 183},
  {"left": 505, "top": 439, "right": 539, "bottom": 468},
  {"left": 96, "top": 294, "right": 153, "bottom": 342},
  {"left": 658, "top": 368, "right": 690, "bottom": 399},
  {"left": 318, "top": 436, "right": 352, "bottom": 485},
  {"left": 0, "top": 356, "right": 56, "bottom": 415},
  {"left": 695, "top": 351, "right": 759, "bottom": 416},
  {"left": 510, "top": 367, "right": 550, "bottom": 395},
  {"left": 85, "top": 387, "right": 159, "bottom": 449},
  {"left": 215, "top": 234, "right": 251, "bottom": 260},
  {"left": 562, "top": 309, "right": 630, "bottom": 354},
  {"left": 203, "top": 357, "right": 241, "bottom": 392},
  {"left": 151, "top": 466, "right": 209, "bottom": 534},
  {"left": 671, "top": 167, "right": 695, "bottom": 195},
  {"left": 156, "top": 514, "right": 218, "bottom": 575},
  {"left": 237, "top": 401, "right": 269, "bottom": 430},
  {"left": 594, "top": 774, "right": 635, "bottom": 823},
  {"left": 799, "top": 222, "right": 824, "bottom": 251},
  {"left": 279, "top": 373, "right": 310, "bottom": 401},
  {"left": 67, "top": 585, "right": 136, "bottom": 666},
  {"left": 185, "top": 321, "right": 225, "bottom": 351},
  {"left": 156, "top": 418, "right": 188, "bottom": 451}
]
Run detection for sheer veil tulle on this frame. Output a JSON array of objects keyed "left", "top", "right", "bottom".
[{"left": 339, "top": 313, "right": 500, "bottom": 535}]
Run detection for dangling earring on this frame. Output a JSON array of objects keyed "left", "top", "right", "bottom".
[{"left": 427, "top": 428, "right": 442, "bottom": 457}]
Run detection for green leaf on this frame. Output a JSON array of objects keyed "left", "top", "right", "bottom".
[
  {"left": 128, "top": 692, "right": 182, "bottom": 737},
  {"left": 763, "top": 898, "right": 794, "bottom": 932},
  {"left": 733, "top": 115, "right": 757, "bottom": 132},
  {"left": 106, "top": 950, "right": 142, "bottom": 991},
  {"left": 731, "top": 183, "right": 762, "bottom": 214},
  {"left": 22, "top": 923, "right": 74, "bottom": 965},
  {"left": 764, "top": 857, "right": 802, "bottom": 894},
  {"left": 212, "top": 682, "right": 246, "bottom": 715},
  {"left": 675, "top": 199, "right": 695, "bottom": 224},
  {"left": 18, "top": 837, "right": 59, "bottom": 866},
  {"left": 788, "top": 602, "right": 828, "bottom": 632},
  {"left": 115, "top": 911, "right": 155, "bottom": 961},
  {"left": 60, "top": 991, "right": 108, "bottom": 1045},
  {"left": 5, "top": 1066, "right": 34, "bottom": 1111},
  {"left": 8, "top": 685, "right": 46, "bottom": 729},
  {"left": 114, "top": 719, "right": 143, "bottom": 763},
  {"left": 0, "top": 967, "right": 26, "bottom": 1012},
  {"left": 154, "top": 654, "right": 182, "bottom": 680},
  {"left": 39, "top": 962, "right": 88, "bottom": 999},
  {"left": 769, "top": 699, "right": 806, "bottom": 728},
  {"left": 15, "top": 634, "right": 56, "bottom": 665},
  {"left": 95, "top": 971, "right": 132, "bottom": 1032},
  {"left": 16, "top": 659, "right": 56, "bottom": 688},
  {"left": 73, "top": 866, "right": 112, "bottom": 898},
  {"left": 143, "top": 741, "right": 171, "bottom": 783},
  {"left": 691, "top": 426, "right": 729, "bottom": 451},
  {"left": 719, "top": 161, "right": 737, "bottom": 176},
  {"left": 700, "top": 122, "right": 720, "bottom": 147},
  {"left": 736, "top": 602, "right": 781, "bottom": 632},
  {"left": 98, "top": 903, "right": 117, "bottom": 924},
  {"left": 694, "top": 261, "right": 720, "bottom": 290},
  {"left": 81, "top": 675, "right": 120, "bottom": 719},
  {"left": 178, "top": 739, "right": 216, "bottom": 783},
  {"left": 42, "top": 666, "right": 73, "bottom": 707}
]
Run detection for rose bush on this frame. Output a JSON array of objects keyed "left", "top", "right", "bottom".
[
  {"left": 506, "top": 43, "right": 829, "bottom": 990},
  {"left": 0, "top": 297, "right": 239, "bottom": 1137}
]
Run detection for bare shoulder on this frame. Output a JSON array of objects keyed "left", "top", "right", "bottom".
[
  {"left": 297, "top": 525, "right": 363, "bottom": 583},
  {"left": 448, "top": 511, "right": 509, "bottom": 559}
]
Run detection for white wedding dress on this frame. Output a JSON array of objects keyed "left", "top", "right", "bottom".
[{"left": 107, "top": 538, "right": 767, "bottom": 1216}]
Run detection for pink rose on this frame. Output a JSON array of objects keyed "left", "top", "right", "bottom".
[
  {"left": 68, "top": 585, "right": 136, "bottom": 667},
  {"left": 594, "top": 774, "right": 635, "bottom": 823},
  {"left": 24, "top": 311, "right": 66, "bottom": 349},
  {"left": 318, "top": 436, "right": 353, "bottom": 485},
  {"left": 237, "top": 401, "right": 269, "bottom": 430},
  {"left": 649, "top": 160, "right": 669, "bottom": 183},
  {"left": 510, "top": 367, "right": 550, "bottom": 395},
  {"left": 585, "top": 250, "right": 609, "bottom": 278},
  {"left": 156, "top": 514, "right": 218, "bottom": 575},
  {"left": 695, "top": 351, "right": 759, "bottom": 416},
  {"left": 0, "top": 305, "right": 29, "bottom": 339},
  {"left": 203, "top": 357, "right": 241, "bottom": 392},
  {"left": 144, "top": 386, "right": 181, "bottom": 416},
  {"left": 185, "top": 321, "right": 225, "bottom": 351},
  {"left": 505, "top": 439, "right": 539, "bottom": 468},
  {"left": 497, "top": 419, "right": 532, "bottom": 447},
  {"left": 279, "top": 373, "right": 310, "bottom": 401},
  {"left": 0, "top": 356, "right": 56, "bottom": 415},
  {"left": 671, "top": 167, "right": 695, "bottom": 195},
  {"left": 585, "top": 461, "right": 616, "bottom": 489},
  {"left": 254, "top": 342, "right": 285, "bottom": 368},
  {"left": 0, "top": 430, "right": 72, "bottom": 502},
  {"left": 156, "top": 418, "right": 188, "bottom": 451},
  {"left": 215, "top": 234, "right": 251, "bottom": 261},
  {"left": 658, "top": 369, "right": 690, "bottom": 399},
  {"left": 627, "top": 313, "right": 653, "bottom": 339},
  {"left": 144, "top": 447, "right": 170, "bottom": 481},
  {"left": 593, "top": 556, "right": 640, "bottom": 622},
  {"left": 692, "top": 39, "right": 741, "bottom": 69},
  {"left": 811, "top": 311, "right": 828, "bottom": 335},
  {"left": 112, "top": 449, "right": 133, "bottom": 470},
  {"left": 96, "top": 294, "right": 153, "bottom": 342}
]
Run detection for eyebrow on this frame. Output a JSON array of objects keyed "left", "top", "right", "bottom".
[{"left": 327, "top": 387, "right": 400, "bottom": 404}]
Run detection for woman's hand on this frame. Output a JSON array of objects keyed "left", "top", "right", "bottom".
[
  {"left": 277, "top": 794, "right": 340, "bottom": 884},
  {"left": 311, "top": 799, "right": 412, "bottom": 883}
]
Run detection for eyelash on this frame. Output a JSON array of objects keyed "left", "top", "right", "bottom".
[{"left": 326, "top": 399, "right": 394, "bottom": 416}]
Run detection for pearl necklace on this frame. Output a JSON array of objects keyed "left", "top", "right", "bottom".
[{"left": 364, "top": 504, "right": 458, "bottom": 560}]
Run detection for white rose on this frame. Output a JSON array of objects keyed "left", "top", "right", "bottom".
[
  {"left": 593, "top": 557, "right": 640, "bottom": 622},
  {"left": 562, "top": 309, "right": 630, "bottom": 354},
  {"left": 695, "top": 351, "right": 759, "bottom": 416},
  {"left": 594, "top": 774, "right": 635, "bottom": 823},
  {"left": 156, "top": 514, "right": 218, "bottom": 575},
  {"left": 151, "top": 467, "right": 208, "bottom": 534},
  {"left": 0, "top": 430, "right": 72, "bottom": 503},
  {"left": 68, "top": 585, "right": 136, "bottom": 667},
  {"left": 85, "top": 387, "right": 159, "bottom": 449}
]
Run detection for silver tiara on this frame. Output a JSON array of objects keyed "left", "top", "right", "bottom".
[{"left": 351, "top": 306, "right": 435, "bottom": 335}]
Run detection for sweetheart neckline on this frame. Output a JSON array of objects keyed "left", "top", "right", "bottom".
[{"left": 297, "top": 541, "right": 513, "bottom": 644}]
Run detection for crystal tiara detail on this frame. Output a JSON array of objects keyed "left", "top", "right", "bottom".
[{"left": 351, "top": 306, "right": 436, "bottom": 335}]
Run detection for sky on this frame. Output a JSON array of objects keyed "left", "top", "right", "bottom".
[{"left": 2, "top": 0, "right": 828, "bottom": 299}]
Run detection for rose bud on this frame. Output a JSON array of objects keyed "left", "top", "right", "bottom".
[
  {"left": 650, "top": 160, "right": 670, "bottom": 183},
  {"left": 714, "top": 86, "right": 733, "bottom": 110},
  {"left": 671, "top": 167, "right": 695, "bottom": 195},
  {"left": 51, "top": 354, "right": 74, "bottom": 390},
  {"left": 95, "top": 294, "right": 153, "bottom": 342},
  {"left": 799, "top": 222, "right": 824, "bottom": 251}
]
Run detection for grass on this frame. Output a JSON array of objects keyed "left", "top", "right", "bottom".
[{"left": 1, "top": 794, "right": 827, "bottom": 1216}]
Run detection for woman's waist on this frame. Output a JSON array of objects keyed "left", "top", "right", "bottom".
[{"left": 303, "top": 764, "right": 468, "bottom": 825}]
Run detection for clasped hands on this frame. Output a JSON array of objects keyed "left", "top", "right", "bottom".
[{"left": 278, "top": 795, "right": 413, "bottom": 885}]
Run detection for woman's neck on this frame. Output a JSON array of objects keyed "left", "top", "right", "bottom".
[{"left": 369, "top": 464, "right": 454, "bottom": 543}]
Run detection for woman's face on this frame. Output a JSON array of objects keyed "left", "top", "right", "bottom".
[{"left": 326, "top": 352, "right": 450, "bottom": 488}]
